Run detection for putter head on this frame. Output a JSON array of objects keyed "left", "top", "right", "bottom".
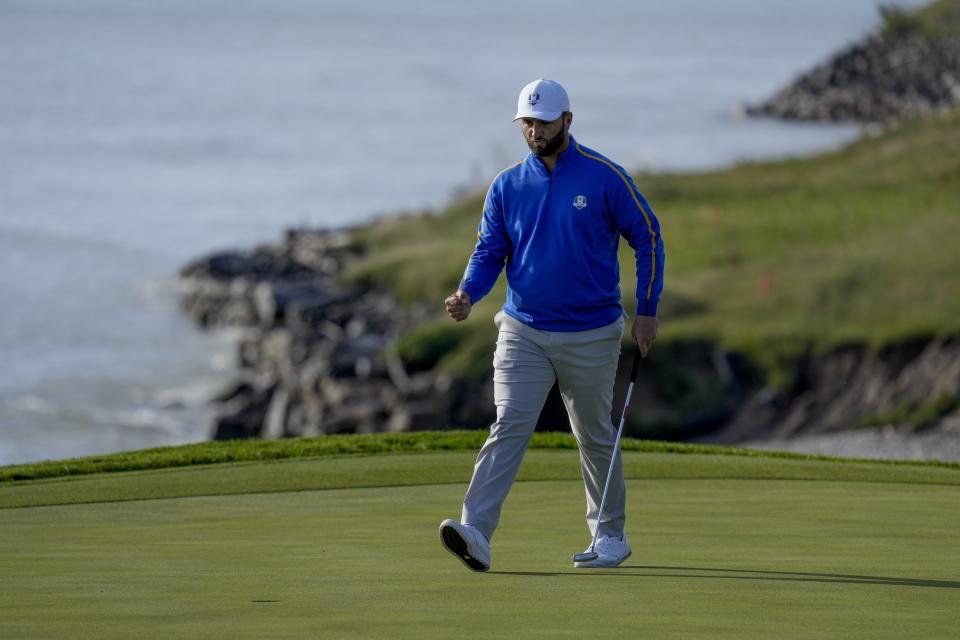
[{"left": 572, "top": 550, "right": 599, "bottom": 563}]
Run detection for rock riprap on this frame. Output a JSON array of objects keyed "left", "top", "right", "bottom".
[
  {"left": 748, "top": 33, "right": 960, "bottom": 122},
  {"left": 178, "top": 228, "right": 493, "bottom": 439}
]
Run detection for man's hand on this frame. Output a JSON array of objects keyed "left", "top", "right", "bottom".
[
  {"left": 632, "top": 315, "right": 658, "bottom": 358},
  {"left": 445, "top": 290, "right": 472, "bottom": 322}
]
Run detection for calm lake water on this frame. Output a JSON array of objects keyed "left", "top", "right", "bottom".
[{"left": 0, "top": 0, "right": 924, "bottom": 464}]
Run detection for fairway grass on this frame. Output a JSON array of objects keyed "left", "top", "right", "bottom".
[{"left": 2, "top": 450, "right": 959, "bottom": 639}]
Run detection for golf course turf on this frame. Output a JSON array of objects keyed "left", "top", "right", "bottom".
[{"left": 1, "top": 436, "right": 958, "bottom": 638}]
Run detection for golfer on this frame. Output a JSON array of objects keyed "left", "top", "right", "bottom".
[{"left": 439, "top": 79, "right": 664, "bottom": 571}]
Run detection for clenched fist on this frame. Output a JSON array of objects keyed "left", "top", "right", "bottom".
[{"left": 445, "top": 290, "right": 472, "bottom": 322}]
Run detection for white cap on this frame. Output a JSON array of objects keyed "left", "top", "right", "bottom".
[{"left": 513, "top": 78, "right": 570, "bottom": 122}]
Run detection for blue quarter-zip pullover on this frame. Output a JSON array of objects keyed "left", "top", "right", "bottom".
[{"left": 459, "top": 135, "right": 665, "bottom": 332}]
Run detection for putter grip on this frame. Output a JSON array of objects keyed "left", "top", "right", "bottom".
[{"left": 629, "top": 345, "right": 642, "bottom": 382}]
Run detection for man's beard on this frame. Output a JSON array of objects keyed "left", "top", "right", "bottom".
[{"left": 527, "top": 124, "right": 566, "bottom": 157}]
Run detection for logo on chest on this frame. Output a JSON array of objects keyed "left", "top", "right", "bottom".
[{"left": 572, "top": 195, "right": 588, "bottom": 210}]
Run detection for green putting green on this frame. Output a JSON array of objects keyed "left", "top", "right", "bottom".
[{"left": 2, "top": 449, "right": 958, "bottom": 639}]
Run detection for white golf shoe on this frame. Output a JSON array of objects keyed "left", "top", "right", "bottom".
[
  {"left": 574, "top": 534, "right": 632, "bottom": 568},
  {"left": 439, "top": 519, "right": 490, "bottom": 572}
]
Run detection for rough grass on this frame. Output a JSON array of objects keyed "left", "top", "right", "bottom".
[
  {"left": 343, "top": 109, "right": 960, "bottom": 384},
  {"left": 2, "top": 431, "right": 958, "bottom": 487},
  {"left": 913, "top": 0, "right": 960, "bottom": 36}
]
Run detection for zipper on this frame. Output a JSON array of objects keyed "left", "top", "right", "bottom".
[{"left": 546, "top": 171, "right": 552, "bottom": 211}]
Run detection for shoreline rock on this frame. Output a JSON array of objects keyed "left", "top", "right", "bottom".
[
  {"left": 747, "top": 33, "right": 960, "bottom": 123},
  {"left": 179, "top": 228, "right": 495, "bottom": 439}
]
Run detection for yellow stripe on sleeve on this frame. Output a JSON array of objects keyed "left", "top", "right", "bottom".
[{"left": 575, "top": 145, "right": 658, "bottom": 303}]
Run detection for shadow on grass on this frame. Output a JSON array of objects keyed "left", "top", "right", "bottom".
[{"left": 488, "top": 565, "right": 960, "bottom": 589}]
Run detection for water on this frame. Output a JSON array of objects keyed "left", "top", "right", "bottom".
[{"left": 0, "top": 0, "right": 925, "bottom": 465}]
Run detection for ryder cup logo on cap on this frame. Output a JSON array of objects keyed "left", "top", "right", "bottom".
[{"left": 514, "top": 79, "right": 570, "bottom": 122}]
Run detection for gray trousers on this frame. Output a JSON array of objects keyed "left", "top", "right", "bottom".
[{"left": 461, "top": 310, "right": 626, "bottom": 541}]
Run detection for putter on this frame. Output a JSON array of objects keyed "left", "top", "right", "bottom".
[{"left": 572, "top": 345, "right": 642, "bottom": 564}]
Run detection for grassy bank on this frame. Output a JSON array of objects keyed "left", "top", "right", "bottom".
[
  {"left": 3, "top": 431, "right": 959, "bottom": 485},
  {"left": 344, "top": 108, "right": 960, "bottom": 383},
  {"left": 894, "top": 0, "right": 960, "bottom": 36}
]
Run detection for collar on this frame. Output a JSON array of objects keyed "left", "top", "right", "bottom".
[
  {"left": 557, "top": 134, "right": 577, "bottom": 163},
  {"left": 528, "top": 134, "right": 578, "bottom": 174}
]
